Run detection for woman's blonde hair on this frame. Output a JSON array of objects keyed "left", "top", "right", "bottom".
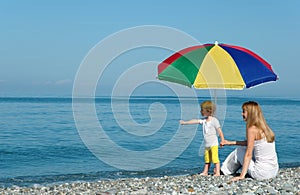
[
  {"left": 201, "top": 100, "right": 216, "bottom": 116},
  {"left": 242, "top": 101, "right": 275, "bottom": 142}
]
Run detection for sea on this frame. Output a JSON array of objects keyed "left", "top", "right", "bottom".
[{"left": 0, "top": 96, "right": 299, "bottom": 187}]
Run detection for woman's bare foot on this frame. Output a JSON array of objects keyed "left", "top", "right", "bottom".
[
  {"left": 199, "top": 172, "right": 208, "bottom": 176},
  {"left": 213, "top": 173, "right": 220, "bottom": 176}
]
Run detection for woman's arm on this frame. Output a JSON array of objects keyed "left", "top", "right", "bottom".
[
  {"left": 179, "top": 119, "right": 201, "bottom": 125},
  {"left": 230, "top": 126, "right": 256, "bottom": 182},
  {"left": 221, "top": 140, "right": 247, "bottom": 146}
]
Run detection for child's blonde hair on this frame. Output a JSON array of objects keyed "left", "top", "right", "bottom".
[
  {"left": 242, "top": 101, "right": 275, "bottom": 143},
  {"left": 201, "top": 100, "right": 216, "bottom": 116}
]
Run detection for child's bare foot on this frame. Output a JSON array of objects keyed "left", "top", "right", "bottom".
[
  {"left": 213, "top": 167, "right": 221, "bottom": 176},
  {"left": 199, "top": 172, "right": 208, "bottom": 176}
]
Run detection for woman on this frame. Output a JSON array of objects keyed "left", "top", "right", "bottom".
[{"left": 221, "top": 101, "right": 278, "bottom": 181}]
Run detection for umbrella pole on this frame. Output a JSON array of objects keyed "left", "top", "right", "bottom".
[
  {"left": 212, "top": 89, "right": 218, "bottom": 118},
  {"left": 212, "top": 89, "right": 217, "bottom": 104}
]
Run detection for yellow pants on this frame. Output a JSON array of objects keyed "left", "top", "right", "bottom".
[{"left": 204, "top": 145, "right": 220, "bottom": 163}]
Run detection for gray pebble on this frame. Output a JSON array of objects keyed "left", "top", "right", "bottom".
[{"left": 0, "top": 167, "right": 299, "bottom": 194}]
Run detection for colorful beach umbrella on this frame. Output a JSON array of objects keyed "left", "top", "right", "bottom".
[{"left": 157, "top": 42, "right": 278, "bottom": 89}]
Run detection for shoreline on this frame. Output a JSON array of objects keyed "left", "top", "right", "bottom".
[{"left": 1, "top": 167, "right": 299, "bottom": 194}]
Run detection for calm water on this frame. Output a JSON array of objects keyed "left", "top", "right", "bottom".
[{"left": 0, "top": 96, "right": 299, "bottom": 187}]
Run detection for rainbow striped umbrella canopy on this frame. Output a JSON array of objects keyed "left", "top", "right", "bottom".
[{"left": 158, "top": 42, "right": 278, "bottom": 89}]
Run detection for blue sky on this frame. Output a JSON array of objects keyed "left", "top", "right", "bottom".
[{"left": 1, "top": 1, "right": 299, "bottom": 98}]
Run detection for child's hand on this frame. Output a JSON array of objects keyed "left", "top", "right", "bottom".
[
  {"left": 179, "top": 120, "right": 185, "bottom": 125},
  {"left": 220, "top": 140, "right": 227, "bottom": 147}
]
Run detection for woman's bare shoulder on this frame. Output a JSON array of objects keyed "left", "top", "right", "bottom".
[{"left": 248, "top": 126, "right": 265, "bottom": 140}]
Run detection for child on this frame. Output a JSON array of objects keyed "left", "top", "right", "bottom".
[{"left": 180, "top": 100, "right": 225, "bottom": 176}]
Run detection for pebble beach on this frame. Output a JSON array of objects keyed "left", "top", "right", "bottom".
[{"left": 1, "top": 167, "right": 299, "bottom": 195}]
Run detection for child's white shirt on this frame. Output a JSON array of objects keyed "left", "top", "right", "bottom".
[{"left": 198, "top": 117, "right": 220, "bottom": 147}]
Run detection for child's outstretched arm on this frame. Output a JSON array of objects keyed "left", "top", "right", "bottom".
[{"left": 179, "top": 119, "right": 201, "bottom": 125}]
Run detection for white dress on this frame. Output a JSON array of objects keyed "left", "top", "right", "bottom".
[{"left": 221, "top": 138, "right": 279, "bottom": 180}]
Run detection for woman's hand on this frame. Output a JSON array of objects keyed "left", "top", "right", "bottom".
[{"left": 230, "top": 176, "right": 244, "bottom": 182}]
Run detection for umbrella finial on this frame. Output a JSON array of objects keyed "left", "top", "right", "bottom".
[{"left": 215, "top": 41, "right": 219, "bottom": 45}]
